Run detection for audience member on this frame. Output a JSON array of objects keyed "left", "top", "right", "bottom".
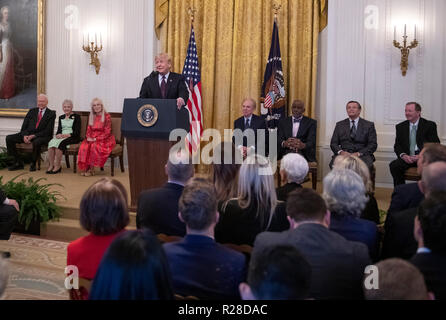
[
  {"left": 329, "top": 100, "right": 377, "bottom": 170},
  {"left": 276, "top": 153, "right": 308, "bottom": 201},
  {"left": 382, "top": 162, "right": 446, "bottom": 259},
  {"left": 253, "top": 188, "right": 370, "bottom": 299},
  {"left": 333, "top": 154, "right": 380, "bottom": 224},
  {"left": 389, "top": 102, "right": 440, "bottom": 186},
  {"left": 89, "top": 229, "right": 173, "bottom": 300},
  {"left": 0, "top": 256, "right": 9, "bottom": 298},
  {"left": 6, "top": 94, "right": 56, "bottom": 171},
  {"left": 67, "top": 178, "right": 129, "bottom": 280},
  {"left": 0, "top": 187, "right": 19, "bottom": 259},
  {"left": 277, "top": 99, "right": 317, "bottom": 162},
  {"left": 239, "top": 245, "right": 311, "bottom": 300},
  {"left": 364, "top": 258, "right": 433, "bottom": 300},
  {"left": 77, "top": 98, "right": 116, "bottom": 177},
  {"left": 46, "top": 99, "right": 81, "bottom": 174},
  {"left": 323, "top": 169, "right": 379, "bottom": 261},
  {"left": 411, "top": 191, "right": 446, "bottom": 300},
  {"left": 164, "top": 178, "right": 246, "bottom": 300},
  {"left": 137, "top": 150, "right": 194, "bottom": 236},
  {"left": 215, "top": 155, "right": 289, "bottom": 246},
  {"left": 388, "top": 143, "right": 446, "bottom": 213}
]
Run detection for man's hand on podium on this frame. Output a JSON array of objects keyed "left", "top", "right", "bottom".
[{"left": 177, "top": 97, "right": 185, "bottom": 110}]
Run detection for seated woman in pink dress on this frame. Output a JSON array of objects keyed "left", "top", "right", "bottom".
[{"left": 77, "top": 98, "right": 116, "bottom": 176}]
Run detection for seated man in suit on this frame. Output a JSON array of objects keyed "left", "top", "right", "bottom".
[
  {"left": 233, "top": 98, "right": 267, "bottom": 158},
  {"left": 139, "top": 52, "right": 189, "bottom": 109},
  {"left": 329, "top": 101, "right": 377, "bottom": 171},
  {"left": 239, "top": 245, "right": 311, "bottom": 300},
  {"left": 278, "top": 99, "right": 317, "bottom": 162},
  {"left": 163, "top": 178, "right": 246, "bottom": 300},
  {"left": 253, "top": 188, "right": 371, "bottom": 300},
  {"left": 389, "top": 102, "right": 440, "bottom": 186},
  {"left": 388, "top": 143, "right": 446, "bottom": 214},
  {"left": 136, "top": 150, "right": 194, "bottom": 237},
  {"left": 382, "top": 161, "right": 446, "bottom": 260},
  {"left": 0, "top": 188, "right": 20, "bottom": 258},
  {"left": 412, "top": 191, "right": 446, "bottom": 300},
  {"left": 6, "top": 94, "right": 56, "bottom": 171}
]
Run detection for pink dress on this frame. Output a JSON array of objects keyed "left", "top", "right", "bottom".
[{"left": 77, "top": 113, "right": 116, "bottom": 171}]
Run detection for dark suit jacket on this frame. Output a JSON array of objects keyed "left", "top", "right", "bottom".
[
  {"left": 411, "top": 252, "right": 446, "bottom": 300},
  {"left": 215, "top": 199, "right": 289, "bottom": 246},
  {"left": 360, "top": 193, "right": 380, "bottom": 224},
  {"left": 19, "top": 108, "right": 56, "bottom": 139},
  {"left": 394, "top": 118, "right": 440, "bottom": 157},
  {"left": 278, "top": 116, "right": 317, "bottom": 162},
  {"left": 56, "top": 114, "right": 81, "bottom": 139},
  {"left": 330, "top": 118, "right": 377, "bottom": 167},
  {"left": 381, "top": 207, "right": 418, "bottom": 260},
  {"left": 163, "top": 234, "right": 246, "bottom": 300},
  {"left": 388, "top": 183, "right": 424, "bottom": 214},
  {"left": 276, "top": 183, "right": 302, "bottom": 202},
  {"left": 253, "top": 223, "right": 371, "bottom": 300},
  {"left": 136, "top": 183, "right": 186, "bottom": 237},
  {"left": 233, "top": 114, "right": 267, "bottom": 152},
  {"left": 139, "top": 71, "right": 189, "bottom": 102}
]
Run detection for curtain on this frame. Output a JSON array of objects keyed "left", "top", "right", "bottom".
[{"left": 155, "top": 0, "right": 327, "bottom": 134}]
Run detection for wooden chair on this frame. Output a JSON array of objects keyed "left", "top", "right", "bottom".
[
  {"left": 223, "top": 243, "right": 253, "bottom": 263},
  {"left": 64, "top": 111, "right": 90, "bottom": 173},
  {"left": 68, "top": 277, "right": 92, "bottom": 300},
  {"left": 157, "top": 233, "right": 182, "bottom": 244},
  {"left": 108, "top": 112, "right": 125, "bottom": 177},
  {"left": 15, "top": 144, "right": 47, "bottom": 170},
  {"left": 404, "top": 167, "right": 421, "bottom": 182}
]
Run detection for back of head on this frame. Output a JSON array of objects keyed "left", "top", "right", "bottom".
[
  {"left": 212, "top": 141, "right": 241, "bottom": 202},
  {"left": 286, "top": 188, "right": 327, "bottom": 223},
  {"left": 166, "top": 149, "right": 194, "bottom": 183},
  {"left": 247, "top": 245, "right": 311, "bottom": 300},
  {"left": 421, "top": 162, "right": 446, "bottom": 195},
  {"left": 179, "top": 178, "right": 218, "bottom": 231},
  {"left": 418, "top": 191, "right": 446, "bottom": 254},
  {"left": 280, "top": 153, "right": 309, "bottom": 184},
  {"left": 80, "top": 178, "right": 129, "bottom": 235},
  {"left": 0, "top": 257, "right": 9, "bottom": 298},
  {"left": 333, "top": 154, "right": 372, "bottom": 193},
  {"left": 364, "top": 258, "right": 429, "bottom": 300},
  {"left": 89, "top": 229, "right": 173, "bottom": 300},
  {"left": 422, "top": 143, "right": 446, "bottom": 165},
  {"left": 322, "top": 169, "right": 368, "bottom": 217}
]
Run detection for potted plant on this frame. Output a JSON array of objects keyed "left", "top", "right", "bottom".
[{"left": 0, "top": 174, "right": 65, "bottom": 235}]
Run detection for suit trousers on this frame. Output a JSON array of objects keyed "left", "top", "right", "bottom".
[
  {"left": 6, "top": 133, "right": 51, "bottom": 164},
  {"left": 389, "top": 158, "right": 417, "bottom": 186},
  {"left": 0, "top": 204, "right": 18, "bottom": 240}
]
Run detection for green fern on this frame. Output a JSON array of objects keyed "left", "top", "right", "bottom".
[{"left": 0, "top": 174, "right": 66, "bottom": 230}]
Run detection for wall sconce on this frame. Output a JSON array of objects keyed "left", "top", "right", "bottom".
[
  {"left": 82, "top": 33, "right": 102, "bottom": 75},
  {"left": 393, "top": 24, "right": 418, "bottom": 76}
]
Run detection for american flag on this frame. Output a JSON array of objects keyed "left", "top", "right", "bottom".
[{"left": 182, "top": 26, "right": 203, "bottom": 154}]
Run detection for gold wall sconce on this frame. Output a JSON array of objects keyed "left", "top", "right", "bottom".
[
  {"left": 82, "top": 33, "right": 102, "bottom": 75},
  {"left": 393, "top": 24, "right": 418, "bottom": 76}
]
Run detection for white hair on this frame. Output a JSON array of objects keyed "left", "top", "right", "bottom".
[
  {"left": 322, "top": 169, "right": 368, "bottom": 217},
  {"left": 280, "top": 153, "right": 309, "bottom": 184}
]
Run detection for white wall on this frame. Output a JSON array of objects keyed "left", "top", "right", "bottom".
[{"left": 316, "top": 0, "right": 446, "bottom": 187}]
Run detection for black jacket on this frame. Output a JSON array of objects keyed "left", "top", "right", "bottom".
[
  {"left": 233, "top": 114, "right": 268, "bottom": 152},
  {"left": 56, "top": 114, "right": 81, "bottom": 140},
  {"left": 139, "top": 71, "right": 189, "bottom": 102},
  {"left": 394, "top": 118, "right": 440, "bottom": 157},
  {"left": 387, "top": 183, "right": 424, "bottom": 214},
  {"left": 20, "top": 108, "right": 56, "bottom": 138},
  {"left": 278, "top": 116, "right": 317, "bottom": 162}
]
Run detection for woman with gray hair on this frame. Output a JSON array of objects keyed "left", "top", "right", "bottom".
[
  {"left": 276, "top": 153, "right": 309, "bottom": 201},
  {"left": 215, "top": 154, "right": 289, "bottom": 245},
  {"left": 323, "top": 169, "right": 379, "bottom": 261}
]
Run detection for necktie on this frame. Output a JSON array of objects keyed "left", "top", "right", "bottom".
[
  {"left": 409, "top": 125, "right": 417, "bottom": 156},
  {"left": 245, "top": 118, "right": 250, "bottom": 128},
  {"left": 350, "top": 120, "right": 357, "bottom": 140},
  {"left": 293, "top": 117, "right": 302, "bottom": 123},
  {"left": 160, "top": 75, "right": 167, "bottom": 98},
  {"left": 36, "top": 110, "right": 43, "bottom": 128}
]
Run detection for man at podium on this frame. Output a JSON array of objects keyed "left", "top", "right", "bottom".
[{"left": 139, "top": 53, "right": 189, "bottom": 110}]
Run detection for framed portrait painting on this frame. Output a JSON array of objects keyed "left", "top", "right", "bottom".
[{"left": 0, "top": 0, "right": 45, "bottom": 117}]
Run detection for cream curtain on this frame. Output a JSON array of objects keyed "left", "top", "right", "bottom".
[{"left": 156, "top": 0, "right": 327, "bottom": 134}]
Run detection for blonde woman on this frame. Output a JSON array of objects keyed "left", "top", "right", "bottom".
[
  {"left": 212, "top": 142, "right": 241, "bottom": 205},
  {"left": 215, "top": 154, "right": 289, "bottom": 245},
  {"left": 77, "top": 98, "right": 115, "bottom": 176}
]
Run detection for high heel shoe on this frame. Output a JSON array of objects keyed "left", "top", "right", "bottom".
[
  {"left": 46, "top": 168, "right": 53, "bottom": 174},
  {"left": 51, "top": 168, "right": 62, "bottom": 174}
]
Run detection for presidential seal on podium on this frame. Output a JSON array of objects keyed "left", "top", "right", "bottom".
[{"left": 137, "top": 104, "right": 159, "bottom": 127}]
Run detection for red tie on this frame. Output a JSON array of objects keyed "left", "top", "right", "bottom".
[{"left": 36, "top": 110, "right": 43, "bottom": 128}]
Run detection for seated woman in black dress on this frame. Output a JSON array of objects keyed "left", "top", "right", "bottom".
[
  {"left": 46, "top": 99, "right": 81, "bottom": 174},
  {"left": 215, "top": 154, "right": 289, "bottom": 246}
]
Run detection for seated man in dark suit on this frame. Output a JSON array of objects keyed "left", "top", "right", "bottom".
[
  {"left": 163, "top": 178, "right": 246, "bottom": 300},
  {"left": 382, "top": 162, "right": 446, "bottom": 260},
  {"left": 389, "top": 102, "right": 440, "bottom": 186},
  {"left": 0, "top": 188, "right": 20, "bottom": 258},
  {"left": 253, "top": 188, "right": 371, "bottom": 300},
  {"left": 233, "top": 98, "right": 267, "bottom": 158},
  {"left": 388, "top": 143, "right": 446, "bottom": 214},
  {"left": 6, "top": 94, "right": 56, "bottom": 171},
  {"left": 329, "top": 101, "right": 377, "bottom": 170},
  {"left": 278, "top": 99, "right": 317, "bottom": 162},
  {"left": 139, "top": 52, "right": 189, "bottom": 109},
  {"left": 412, "top": 191, "right": 446, "bottom": 300},
  {"left": 136, "top": 150, "right": 194, "bottom": 236},
  {"left": 276, "top": 153, "right": 308, "bottom": 201}
]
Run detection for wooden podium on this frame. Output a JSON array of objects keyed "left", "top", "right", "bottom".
[{"left": 121, "top": 99, "right": 189, "bottom": 209}]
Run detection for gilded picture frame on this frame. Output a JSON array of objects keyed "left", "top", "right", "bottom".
[{"left": 0, "top": 0, "right": 45, "bottom": 118}]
